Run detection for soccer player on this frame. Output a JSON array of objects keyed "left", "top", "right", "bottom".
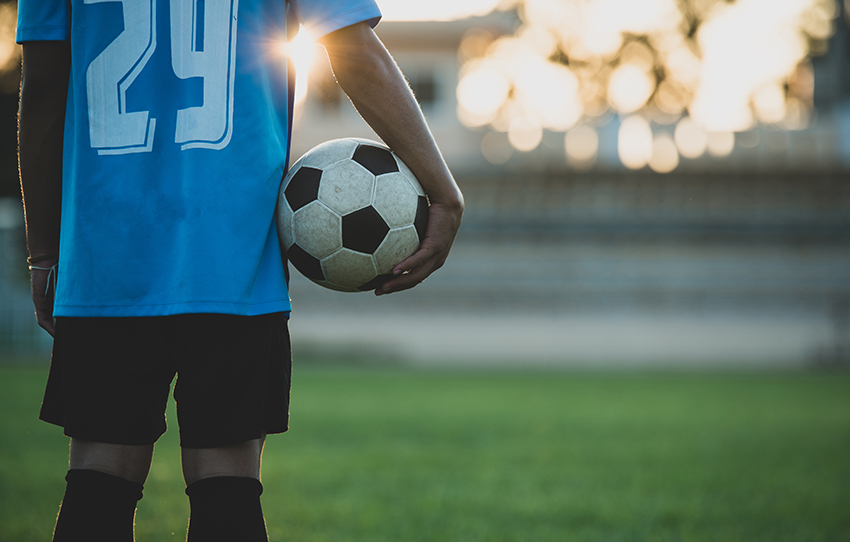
[{"left": 17, "top": 0, "right": 464, "bottom": 540}]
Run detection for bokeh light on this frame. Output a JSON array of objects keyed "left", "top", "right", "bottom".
[
  {"left": 457, "top": 34, "right": 584, "bottom": 134},
  {"left": 455, "top": 0, "right": 841, "bottom": 171},
  {"left": 707, "top": 131, "right": 736, "bottom": 158},
  {"left": 608, "top": 63, "right": 654, "bottom": 114},
  {"left": 688, "top": 0, "right": 819, "bottom": 132},
  {"left": 649, "top": 133, "right": 680, "bottom": 173},
  {"left": 379, "top": 0, "right": 508, "bottom": 21},
  {"left": 565, "top": 124, "right": 599, "bottom": 170},
  {"left": 457, "top": 62, "right": 511, "bottom": 126},
  {"left": 508, "top": 115, "right": 544, "bottom": 152},
  {"left": 618, "top": 115, "right": 653, "bottom": 170},
  {"left": 262, "top": 0, "right": 840, "bottom": 172},
  {"left": 674, "top": 117, "right": 708, "bottom": 159},
  {"left": 753, "top": 84, "right": 788, "bottom": 124}
]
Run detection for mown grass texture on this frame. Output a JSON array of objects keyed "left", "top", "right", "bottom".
[{"left": 1, "top": 363, "right": 848, "bottom": 541}]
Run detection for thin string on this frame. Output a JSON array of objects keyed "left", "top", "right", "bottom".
[{"left": 28, "top": 263, "right": 58, "bottom": 299}]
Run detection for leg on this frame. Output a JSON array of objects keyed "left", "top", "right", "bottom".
[
  {"left": 44, "top": 317, "right": 173, "bottom": 542},
  {"left": 181, "top": 436, "right": 264, "bottom": 486},
  {"left": 182, "top": 438, "right": 268, "bottom": 542},
  {"left": 52, "top": 439, "right": 153, "bottom": 542},
  {"left": 71, "top": 438, "right": 155, "bottom": 485},
  {"left": 174, "top": 314, "right": 290, "bottom": 542}
]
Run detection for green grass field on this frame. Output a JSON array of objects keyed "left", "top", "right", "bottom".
[{"left": 1, "top": 362, "right": 848, "bottom": 542}]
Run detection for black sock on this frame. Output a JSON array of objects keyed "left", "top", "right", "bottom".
[
  {"left": 186, "top": 476, "right": 268, "bottom": 542},
  {"left": 52, "top": 469, "right": 144, "bottom": 542}
]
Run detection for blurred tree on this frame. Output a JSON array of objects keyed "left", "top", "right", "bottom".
[{"left": 457, "top": 0, "right": 844, "bottom": 171}]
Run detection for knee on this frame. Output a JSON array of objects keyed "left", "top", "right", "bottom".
[
  {"left": 181, "top": 438, "right": 264, "bottom": 486},
  {"left": 69, "top": 439, "right": 155, "bottom": 485}
]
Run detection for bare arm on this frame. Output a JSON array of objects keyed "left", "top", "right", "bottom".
[
  {"left": 319, "top": 22, "right": 464, "bottom": 295},
  {"left": 18, "top": 40, "right": 70, "bottom": 335}
]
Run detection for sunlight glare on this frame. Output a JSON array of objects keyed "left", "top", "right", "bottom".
[{"left": 277, "top": 29, "right": 317, "bottom": 105}]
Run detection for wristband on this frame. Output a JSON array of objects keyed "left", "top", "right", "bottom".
[{"left": 28, "top": 263, "right": 58, "bottom": 299}]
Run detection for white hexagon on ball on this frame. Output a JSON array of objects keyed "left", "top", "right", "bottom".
[
  {"left": 373, "top": 173, "right": 418, "bottom": 228},
  {"left": 373, "top": 225, "right": 420, "bottom": 275},
  {"left": 300, "top": 139, "right": 358, "bottom": 169},
  {"left": 293, "top": 201, "right": 342, "bottom": 259},
  {"left": 322, "top": 249, "right": 378, "bottom": 290},
  {"left": 318, "top": 161, "right": 375, "bottom": 216}
]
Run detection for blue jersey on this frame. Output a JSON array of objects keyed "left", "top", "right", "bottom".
[{"left": 17, "top": 0, "right": 381, "bottom": 316}]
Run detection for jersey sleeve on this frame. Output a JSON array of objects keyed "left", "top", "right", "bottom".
[
  {"left": 16, "top": 0, "right": 70, "bottom": 42},
  {"left": 289, "top": 0, "right": 382, "bottom": 38}
]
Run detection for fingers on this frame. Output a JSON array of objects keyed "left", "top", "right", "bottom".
[
  {"left": 33, "top": 293, "right": 55, "bottom": 336},
  {"left": 373, "top": 201, "right": 462, "bottom": 296},
  {"left": 33, "top": 291, "right": 55, "bottom": 337},
  {"left": 37, "top": 311, "right": 55, "bottom": 337},
  {"left": 391, "top": 239, "right": 438, "bottom": 276},
  {"left": 30, "top": 265, "right": 57, "bottom": 336},
  {"left": 374, "top": 242, "right": 446, "bottom": 296},
  {"left": 374, "top": 265, "right": 430, "bottom": 296}
]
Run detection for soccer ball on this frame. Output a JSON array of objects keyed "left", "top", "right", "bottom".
[{"left": 277, "top": 138, "right": 429, "bottom": 292}]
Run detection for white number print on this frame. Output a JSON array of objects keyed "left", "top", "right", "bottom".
[
  {"left": 85, "top": 0, "right": 239, "bottom": 154},
  {"left": 85, "top": 0, "right": 157, "bottom": 155},
  {"left": 171, "top": 0, "right": 238, "bottom": 150}
]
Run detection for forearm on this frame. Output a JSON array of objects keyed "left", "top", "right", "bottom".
[
  {"left": 322, "top": 24, "right": 463, "bottom": 211},
  {"left": 18, "top": 41, "right": 70, "bottom": 259}
]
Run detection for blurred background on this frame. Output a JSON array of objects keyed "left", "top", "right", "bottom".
[{"left": 0, "top": 0, "right": 848, "bottom": 368}]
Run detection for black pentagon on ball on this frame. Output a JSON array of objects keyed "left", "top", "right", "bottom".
[
  {"left": 342, "top": 206, "right": 390, "bottom": 254},
  {"left": 414, "top": 196, "right": 429, "bottom": 242},
  {"left": 284, "top": 167, "right": 322, "bottom": 212},
  {"left": 358, "top": 274, "right": 394, "bottom": 292},
  {"left": 352, "top": 144, "right": 399, "bottom": 176},
  {"left": 286, "top": 243, "right": 325, "bottom": 282}
]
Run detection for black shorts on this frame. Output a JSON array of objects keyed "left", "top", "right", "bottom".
[{"left": 40, "top": 313, "right": 292, "bottom": 449}]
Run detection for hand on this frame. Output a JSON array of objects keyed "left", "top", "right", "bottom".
[
  {"left": 375, "top": 200, "right": 463, "bottom": 296},
  {"left": 29, "top": 259, "right": 58, "bottom": 337}
]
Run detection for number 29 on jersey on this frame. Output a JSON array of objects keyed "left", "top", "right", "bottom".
[{"left": 86, "top": 0, "right": 239, "bottom": 155}]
